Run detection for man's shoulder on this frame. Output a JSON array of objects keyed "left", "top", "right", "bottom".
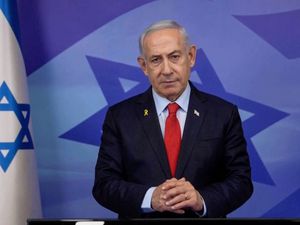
[{"left": 108, "top": 88, "right": 151, "bottom": 112}]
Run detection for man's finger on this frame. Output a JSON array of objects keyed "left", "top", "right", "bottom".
[
  {"left": 162, "top": 178, "right": 186, "bottom": 191},
  {"left": 165, "top": 193, "right": 186, "bottom": 206}
]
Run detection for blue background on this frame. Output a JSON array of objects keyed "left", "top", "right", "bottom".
[{"left": 16, "top": 0, "right": 300, "bottom": 218}]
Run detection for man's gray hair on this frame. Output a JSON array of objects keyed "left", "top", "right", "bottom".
[{"left": 139, "top": 20, "right": 190, "bottom": 55}]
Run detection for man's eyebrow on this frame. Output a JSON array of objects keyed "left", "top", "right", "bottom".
[
  {"left": 149, "top": 54, "right": 162, "bottom": 59},
  {"left": 148, "top": 50, "right": 182, "bottom": 59},
  {"left": 168, "top": 50, "right": 182, "bottom": 55},
  {"left": 150, "top": 50, "right": 182, "bottom": 58}
]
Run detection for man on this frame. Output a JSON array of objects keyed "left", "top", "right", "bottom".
[{"left": 92, "top": 20, "right": 253, "bottom": 218}]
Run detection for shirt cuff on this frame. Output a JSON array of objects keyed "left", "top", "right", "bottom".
[
  {"left": 195, "top": 198, "right": 207, "bottom": 217},
  {"left": 141, "top": 187, "right": 156, "bottom": 213}
]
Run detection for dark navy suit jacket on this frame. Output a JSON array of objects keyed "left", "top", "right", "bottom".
[{"left": 93, "top": 82, "right": 253, "bottom": 218}]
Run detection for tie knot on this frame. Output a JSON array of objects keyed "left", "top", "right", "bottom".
[{"left": 167, "top": 103, "right": 180, "bottom": 115}]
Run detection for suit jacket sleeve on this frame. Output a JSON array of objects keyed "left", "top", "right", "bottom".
[
  {"left": 200, "top": 105, "right": 253, "bottom": 217},
  {"left": 92, "top": 107, "right": 149, "bottom": 217}
]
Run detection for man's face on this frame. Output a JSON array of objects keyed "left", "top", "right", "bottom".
[{"left": 138, "top": 28, "right": 196, "bottom": 101}]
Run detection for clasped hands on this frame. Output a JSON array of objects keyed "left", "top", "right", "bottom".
[{"left": 151, "top": 177, "right": 203, "bottom": 214}]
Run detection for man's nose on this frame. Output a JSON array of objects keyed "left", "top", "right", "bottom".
[{"left": 161, "top": 59, "right": 172, "bottom": 75}]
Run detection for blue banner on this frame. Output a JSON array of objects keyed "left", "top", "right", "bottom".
[{"left": 19, "top": 0, "right": 300, "bottom": 218}]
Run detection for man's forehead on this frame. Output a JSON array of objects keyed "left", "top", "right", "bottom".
[{"left": 143, "top": 29, "right": 185, "bottom": 56}]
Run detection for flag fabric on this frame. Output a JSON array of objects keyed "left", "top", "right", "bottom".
[{"left": 0, "top": 0, "right": 42, "bottom": 225}]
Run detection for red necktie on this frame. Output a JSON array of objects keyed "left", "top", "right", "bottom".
[{"left": 164, "top": 103, "right": 181, "bottom": 177}]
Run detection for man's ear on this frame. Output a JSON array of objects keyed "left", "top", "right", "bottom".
[
  {"left": 188, "top": 45, "right": 197, "bottom": 67},
  {"left": 137, "top": 56, "right": 148, "bottom": 75}
]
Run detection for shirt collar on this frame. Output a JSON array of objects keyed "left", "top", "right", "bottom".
[{"left": 152, "top": 83, "right": 191, "bottom": 116}]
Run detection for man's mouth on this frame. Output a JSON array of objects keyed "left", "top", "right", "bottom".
[{"left": 161, "top": 80, "right": 177, "bottom": 84}]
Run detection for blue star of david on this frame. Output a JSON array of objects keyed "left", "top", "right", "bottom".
[
  {"left": 59, "top": 49, "right": 288, "bottom": 185},
  {"left": 0, "top": 82, "right": 34, "bottom": 172}
]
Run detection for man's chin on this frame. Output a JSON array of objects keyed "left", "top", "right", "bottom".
[{"left": 162, "top": 91, "right": 181, "bottom": 101}]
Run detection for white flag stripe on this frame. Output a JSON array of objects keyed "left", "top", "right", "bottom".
[
  {"left": 0, "top": 11, "right": 28, "bottom": 103},
  {"left": 1, "top": 152, "right": 42, "bottom": 224}
]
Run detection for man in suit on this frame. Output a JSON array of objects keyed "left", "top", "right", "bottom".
[{"left": 92, "top": 20, "right": 253, "bottom": 218}]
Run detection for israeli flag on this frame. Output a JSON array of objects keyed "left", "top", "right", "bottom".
[{"left": 0, "top": 0, "right": 42, "bottom": 224}]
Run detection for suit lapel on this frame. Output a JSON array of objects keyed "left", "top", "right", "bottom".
[
  {"left": 135, "top": 88, "right": 171, "bottom": 177},
  {"left": 175, "top": 86, "right": 207, "bottom": 178}
]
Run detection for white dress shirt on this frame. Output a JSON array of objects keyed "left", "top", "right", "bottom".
[{"left": 153, "top": 83, "right": 191, "bottom": 137}]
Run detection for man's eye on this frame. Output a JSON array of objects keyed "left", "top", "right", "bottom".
[
  {"left": 170, "top": 55, "right": 180, "bottom": 61},
  {"left": 151, "top": 58, "right": 161, "bottom": 64}
]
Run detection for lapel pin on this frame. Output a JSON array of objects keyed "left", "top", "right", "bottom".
[
  {"left": 194, "top": 109, "right": 200, "bottom": 117},
  {"left": 144, "top": 109, "right": 149, "bottom": 117}
]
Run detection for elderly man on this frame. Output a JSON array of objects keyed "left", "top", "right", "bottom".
[{"left": 93, "top": 20, "right": 253, "bottom": 218}]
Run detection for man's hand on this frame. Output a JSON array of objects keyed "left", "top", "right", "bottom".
[
  {"left": 151, "top": 177, "right": 204, "bottom": 214},
  {"left": 151, "top": 178, "right": 185, "bottom": 214},
  {"left": 162, "top": 177, "right": 204, "bottom": 212}
]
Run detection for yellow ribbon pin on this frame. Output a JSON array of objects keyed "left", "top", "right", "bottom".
[{"left": 144, "top": 109, "right": 149, "bottom": 116}]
